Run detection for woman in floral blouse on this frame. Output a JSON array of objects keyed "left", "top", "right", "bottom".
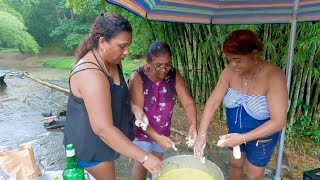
[{"left": 129, "top": 41, "right": 197, "bottom": 180}]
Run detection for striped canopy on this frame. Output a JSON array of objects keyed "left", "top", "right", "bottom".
[{"left": 106, "top": 0, "right": 320, "bottom": 24}]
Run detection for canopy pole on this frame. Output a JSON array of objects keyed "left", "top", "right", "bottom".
[{"left": 274, "top": 0, "right": 300, "bottom": 179}]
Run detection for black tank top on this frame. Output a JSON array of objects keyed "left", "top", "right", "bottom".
[{"left": 63, "top": 56, "right": 134, "bottom": 162}]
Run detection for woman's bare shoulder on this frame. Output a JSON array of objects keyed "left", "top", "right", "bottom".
[
  {"left": 264, "top": 61, "right": 285, "bottom": 78},
  {"left": 221, "top": 65, "right": 235, "bottom": 79},
  {"left": 262, "top": 61, "right": 286, "bottom": 88}
]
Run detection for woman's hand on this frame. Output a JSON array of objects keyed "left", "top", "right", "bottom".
[
  {"left": 218, "top": 133, "right": 246, "bottom": 147},
  {"left": 142, "top": 154, "right": 164, "bottom": 175},
  {"left": 193, "top": 135, "right": 206, "bottom": 157},
  {"left": 156, "top": 135, "right": 174, "bottom": 150},
  {"left": 134, "top": 110, "right": 149, "bottom": 130}
]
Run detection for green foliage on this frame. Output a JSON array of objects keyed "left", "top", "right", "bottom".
[
  {"left": 128, "top": 43, "right": 146, "bottom": 60},
  {"left": 0, "top": 48, "right": 19, "bottom": 53},
  {"left": 43, "top": 57, "right": 74, "bottom": 70},
  {"left": 66, "top": 0, "right": 157, "bottom": 59},
  {"left": 0, "top": 9, "right": 39, "bottom": 54},
  {"left": 50, "top": 18, "right": 90, "bottom": 50},
  {"left": 0, "top": 1, "right": 24, "bottom": 22},
  {"left": 47, "top": 0, "right": 98, "bottom": 52},
  {"left": 5, "top": 0, "right": 98, "bottom": 52},
  {"left": 65, "top": 0, "right": 104, "bottom": 16},
  {"left": 121, "top": 57, "right": 145, "bottom": 76},
  {"left": 39, "top": 43, "right": 73, "bottom": 55},
  {"left": 15, "top": 0, "right": 60, "bottom": 46}
]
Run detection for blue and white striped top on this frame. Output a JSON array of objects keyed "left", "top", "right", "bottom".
[{"left": 223, "top": 88, "right": 269, "bottom": 120}]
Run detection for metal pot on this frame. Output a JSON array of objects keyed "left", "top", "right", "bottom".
[{"left": 155, "top": 155, "right": 224, "bottom": 180}]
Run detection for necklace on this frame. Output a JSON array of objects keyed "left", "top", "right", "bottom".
[
  {"left": 240, "top": 62, "right": 263, "bottom": 94},
  {"left": 92, "top": 49, "right": 112, "bottom": 76},
  {"left": 242, "top": 76, "right": 251, "bottom": 86}
]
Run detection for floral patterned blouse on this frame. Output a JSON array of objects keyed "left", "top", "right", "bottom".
[{"left": 134, "top": 66, "right": 177, "bottom": 142}]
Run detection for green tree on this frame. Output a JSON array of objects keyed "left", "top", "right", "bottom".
[
  {"left": 47, "top": 0, "right": 99, "bottom": 52},
  {"left": 7, "top": 0, "right": 61, "bottom": 46},
  {"left": 50, "top": 18, "right": 91, "bottom": 50},
  {"left": 5, "top": 0, "right": 95, "bottom": 54},
  {"left": 66, "top": 0, "right": 161, "bottom": 59},
  {"left": 0, "top": 0, "right": 39, "bottom": 54}
]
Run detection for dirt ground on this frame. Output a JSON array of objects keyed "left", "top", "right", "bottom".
[{"left": 0, "top": 53, "right": 319, "bottom": 179}]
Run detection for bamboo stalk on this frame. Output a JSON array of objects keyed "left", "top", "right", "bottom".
[
  {"left": 296, "top": 67, "right": 308, "bottom": 117},
  {"left": 313, "top": 104, "right": 320, "bottom": 128},
  {"left": 305, "top": 47, "right": 318, "bottom": 117},
  {"left": 289, "top": 72, "right": 297, "bottom": 100},
  {"left": 311, "top": 81, "right": 320, "bottom": 112},
  {"left": 311, "top": 82, "right": 320, "bottom": 125},
  {"left": 304, "top": 69, "right": 312, "bottom": 117},
  {"left": 288, "top": 66, "right": 304, "bottom": 131}
]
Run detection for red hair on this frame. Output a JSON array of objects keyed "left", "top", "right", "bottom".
[{"left": 223, "top": 29, "right": 264, "bottom": 55}]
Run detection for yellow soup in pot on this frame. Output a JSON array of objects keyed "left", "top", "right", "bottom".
[{"left": 158, "top": 168, "right": 215, "bottom": 180}]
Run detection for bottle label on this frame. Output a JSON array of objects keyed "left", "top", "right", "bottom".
[{"left": 66, "top": 149, "right": 75, "bottom": 157}]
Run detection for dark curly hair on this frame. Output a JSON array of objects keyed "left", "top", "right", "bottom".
[{"left": 75, "top": 13, "right": 132, "bottom": 61}]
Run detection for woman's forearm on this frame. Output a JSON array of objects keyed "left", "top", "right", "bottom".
[
  {"left": 131, "top": 103, "right": 143, "bottom": 117},
  {"left": 97, "top": 126, "right": 146, "bottom": 163},
  {"left": 184, "top": 102, "right": 197, "bottom": 125},
  {"left": 198, "top": 103, "right": 218, "bottom": 136},
  {"left": 243, "top": 119, "right": 285, "bottom": 142}
]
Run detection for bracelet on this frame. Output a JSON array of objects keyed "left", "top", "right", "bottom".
[
  {"left": 240, "top": 134, "right": 246, "bottom": 145},
  {"left": 141, "top": 154, "right": 149, "bottom": 164}
]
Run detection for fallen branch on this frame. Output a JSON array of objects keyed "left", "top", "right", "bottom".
[
  {"left": 0, "top": 97, "right": 17, "bottom": 102},
  {"left": 170, "top": 127, "right": 188, "bottom": 137},
  {"left": 23, "top": 72, "right": 70, "bottom": 94},
  {"left": 41, "top": 115, "right": 58, "bottom": 121}
]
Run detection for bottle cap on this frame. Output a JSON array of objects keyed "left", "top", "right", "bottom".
[{"left": 66, "top": 144, "right": 74, "bottom": 150}]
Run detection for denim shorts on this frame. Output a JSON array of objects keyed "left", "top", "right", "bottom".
[
  {"left": 230, "top": 134, "right": 279, "bottom": 167},
  {"left": 133, "top": 140, "right": 167, "bottom": 154},
  {"left": 77, "top": 160, "right": 101, "bottom": 169}
]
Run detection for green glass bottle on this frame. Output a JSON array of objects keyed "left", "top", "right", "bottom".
[{"left": 63, "top": 144, "right": 85, "bottom": 180}]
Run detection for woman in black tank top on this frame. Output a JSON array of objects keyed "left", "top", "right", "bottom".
[{"left": 63, "top": 13, "right": 163, "bottom": 180}]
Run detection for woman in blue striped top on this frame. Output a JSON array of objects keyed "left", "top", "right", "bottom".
[{"left": 194, "top": 29, "right": 288, "bottom": 180}]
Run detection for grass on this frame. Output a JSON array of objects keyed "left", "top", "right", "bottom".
[
  {"left": 0, "top": 48, "right": 19, "bottom": 54},
  {"left": 42, "top": 57, "right": 145, "bottom": 76},
  {"left": 43, "top": 57, "right": 74, "bottom": 70},
  {"left": 122, "top": 57, "right": 145, "bottom": 76}
]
